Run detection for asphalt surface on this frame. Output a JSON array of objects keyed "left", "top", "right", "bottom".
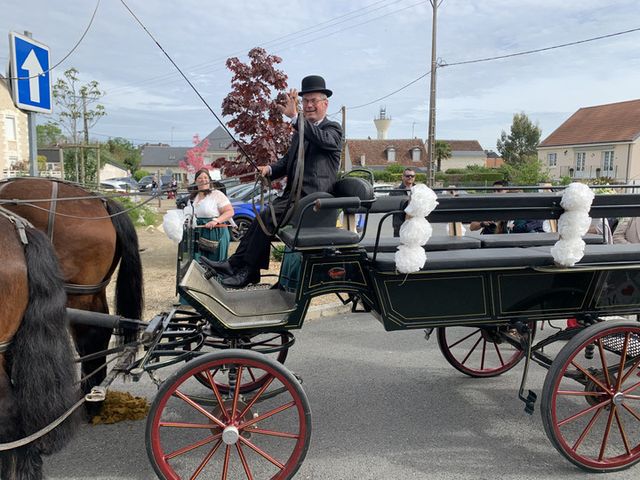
[{"left": 44, "top": 312, "right": 638, "bottom": 480}]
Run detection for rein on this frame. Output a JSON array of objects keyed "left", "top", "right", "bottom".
[
  {"left": 0, "top": 177, "right": 162, "bottom": 221},
  {"left": 0, "top": 340, "right": 11, "bottom": 354}
]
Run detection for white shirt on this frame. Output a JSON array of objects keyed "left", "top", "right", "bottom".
[{"left": 192, "top": 190, "right": 230, "bottom": 218}]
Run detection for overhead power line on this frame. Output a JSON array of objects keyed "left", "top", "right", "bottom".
[
  {"left": 345, "top": 25, "right": 640, "bottom": 111},
  {"left": 106, "top": 0, "right": 419, "bottom": 95},
  {"left": 8, "top": 0, "right": 101, "bottom": 80},
  {"left": 442, "top": 26, "right": 640, "bottom": 67}
]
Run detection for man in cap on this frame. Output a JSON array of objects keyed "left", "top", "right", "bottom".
[{"left": 206, "top": 75, "right": 343, "bottom": 288}]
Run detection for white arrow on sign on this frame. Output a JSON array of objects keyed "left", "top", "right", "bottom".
[{"left": 20, "top": 49, "right": 43, "bottom": 103}]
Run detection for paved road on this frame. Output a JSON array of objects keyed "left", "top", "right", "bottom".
[{"left": 45, "top": 313, "right": 638, "bottom": 480}]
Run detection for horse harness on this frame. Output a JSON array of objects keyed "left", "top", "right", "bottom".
[{"left": 0, "top": 178, "right": 113, "bottom": 296}]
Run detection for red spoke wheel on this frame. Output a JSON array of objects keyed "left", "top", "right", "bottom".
[
  {"left": 194, "top": 332, "right": 292, "bottom": 394},
  {"left": 437, "top": 323, "right": 535, "bottom": 377},
  {"left": 147, "top": 350, "right": 311, "bottom": 480},
  {"left": 541, "top": 321, "right": 640, "bottom": 472}
]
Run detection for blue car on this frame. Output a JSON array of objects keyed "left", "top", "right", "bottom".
[
  {"left": 231, "top": 195, "right": 364, "bottom": 242},
  {"left": 230, "top": 199, "right": 263, "bottom": 242}
]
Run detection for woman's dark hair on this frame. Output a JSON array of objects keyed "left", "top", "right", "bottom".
[{"left": 189, "top": 168, "right": 213, "bottom": 200}]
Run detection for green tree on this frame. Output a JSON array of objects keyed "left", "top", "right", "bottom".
[
  {"left": 501, "top": 154, "right": 550, "bottom": 185},
  {"left": 497, "top": 112, "right": 541, "bottom": 165},
  {"left": 103, "top": 137, "right": 140, "bottom": 173},
  {"left": 36, "top": 121, "right": 64, "bottom": 147},
  {"left": 435, "top": 140, "right": 452, "bottom": 172},
  {"left": 53, "top": 67, "right": 106, "bottom": 183}
]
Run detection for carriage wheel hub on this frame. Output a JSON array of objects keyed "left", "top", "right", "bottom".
[
  {"left": 612, "top": 391, "right": 624, "bottom": 406},
  {"left": 222, "top": 426, "right": 240, "bottom": 445}
]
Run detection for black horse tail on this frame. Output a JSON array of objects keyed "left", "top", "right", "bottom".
[
  {"left": 8, "top": 227, "right": 78, "bottom": 455},
  {"left": 106, "top": 199, "right": 144, "bottom": 343}
]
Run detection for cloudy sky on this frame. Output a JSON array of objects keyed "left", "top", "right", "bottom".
[{"left": 2, "top": 0, "right": 639, "bottom": 152}]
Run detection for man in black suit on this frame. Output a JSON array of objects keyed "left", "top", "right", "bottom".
[
  {"left": 209, "top": 75, "right": 343, "bottom": 288},
  {"left": 390, "top": 168, "right": 415, "bottom": 237}
]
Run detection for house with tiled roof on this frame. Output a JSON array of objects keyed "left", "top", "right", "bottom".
[
  {"left": 485, "top": 150, "right": 504, "bottom": 168},
  {"left": 537, "top": 99, "right": 640, "bottom": 182},
  {"left": 439, "top": 140, "right": 486, "bottom": 171},
  {"left": 344, "top": 138, "right": 427, "bottom": 171},
  {"left": 139, "top": 126, "right": 239, "bottom": 183}
]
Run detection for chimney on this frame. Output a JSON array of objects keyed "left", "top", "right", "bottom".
[{"left": 374, "top": 107, "right": 391, "bottom": 140}]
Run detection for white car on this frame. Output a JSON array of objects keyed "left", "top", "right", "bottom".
[{"left": 100, "top": 179, "right": 133, "bottom": 192}]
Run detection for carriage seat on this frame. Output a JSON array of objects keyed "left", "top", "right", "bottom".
[
  {"left": 277, "top": 192, "right": 360, "bottom": 249},
  {"left": 360, "top": 235, "right": 481, "bottom": 253},
  {"left": 479, "top": 232, "right": 606, "bottom": 248},
  {"left": 370, "top": 247, "right": 554, "bottom": 272},
  {"left": 370, "top": 242, "right": 640, "bottom": 273},
  {"left": 531, "top": 243, "right": 640, "bottom": 264}
]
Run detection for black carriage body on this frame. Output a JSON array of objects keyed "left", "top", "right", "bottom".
[
  {"left": 368, "top": 263, "right": 640, "bottom": 331},
  {"left": 180, "top": 190, "right": 640, "bottom": 336}
]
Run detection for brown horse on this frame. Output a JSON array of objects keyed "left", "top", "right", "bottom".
[
  {"left": 0, "top": 211, "right": 78, "bottom": 479},
  {"left": 0, "top": 178, "right": 144, "bottom": 405}
]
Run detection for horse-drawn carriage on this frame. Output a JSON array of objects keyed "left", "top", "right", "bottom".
[{"left": 1, "top": 177, "right": 640, "bottom": 479}]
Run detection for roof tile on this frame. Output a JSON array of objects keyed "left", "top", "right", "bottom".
[{"left": 540, "top": 99, "right": 640, "bottom": 147}]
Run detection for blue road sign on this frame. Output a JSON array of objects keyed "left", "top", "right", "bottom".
[{"left": 9, "top": 32, "right": 52, "bottom": 113}]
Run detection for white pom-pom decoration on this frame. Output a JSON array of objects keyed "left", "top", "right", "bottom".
[
  {"left": 395, "top": 244, "right": 426, "bottom": 273},
  {"left": 395, "top": 184, "right": 438, "bottom": 273},
  {"left": 399, "top": 217, "right": 432, "bottom": 246},
  {"left": 404, "top": 184, "right": 438, "bottom": 217},
  {"left": 550, "top": 238, "right": 586, "bottom": 267},
  {"left": 163, "top": 209, "right": 186, "bottom": 244},
  {"left": 560, "top": 182, "right": 595, "bottom": 211},
  {"left": 557, "top": 211, "right": 592, "bottom": 238},
  {"left": 552, "top": 183, "right": 594, "bottom": 266}
]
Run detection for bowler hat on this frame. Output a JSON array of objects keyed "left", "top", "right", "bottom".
[{"left": 299, "top": 75, "right": 332, "bottom": 97}]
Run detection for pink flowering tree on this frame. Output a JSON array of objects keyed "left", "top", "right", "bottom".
[{"left": 179, "top": 134, "right": 210, "bottom": 181}]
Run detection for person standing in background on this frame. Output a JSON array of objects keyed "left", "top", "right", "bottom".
[{"left": 390, "top": 168, "right": 415, "bottom": 237}]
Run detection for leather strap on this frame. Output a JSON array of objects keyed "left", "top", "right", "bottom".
[{"left": 47, "top": 180, "right": 59, "bottom": 241}]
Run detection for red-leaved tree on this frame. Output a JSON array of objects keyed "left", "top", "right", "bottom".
[
  {"left": 179, "top": 134, "right": 210, "bottom": 181},
  {"left": 219, "top": 47, "right": 291, "bottom": 178}
]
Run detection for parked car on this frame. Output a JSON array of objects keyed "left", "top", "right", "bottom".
[
  {"left": 138, "top": 175, "right": 173, "bottom": 192},
  {"left": 104, "top": 176, "right": 138, "bottom": 190},
  {"left": 100, "top": 179, "right": 134, "bottom": 192}
]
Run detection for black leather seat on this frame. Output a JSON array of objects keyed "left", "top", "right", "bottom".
[
  {"left": 532, "top": 244, "right": 640, "bottom": 264},
  {"left": 370, "top": 247, "right": 554, "bottom": 272},
  {"left": 277, "top": 184, "right": 363, "bottom": 249},
  {"left": 479, "top": 232, "right": 606, "bottom": 248},
  {"left": 360, "top": 235, "right": 481, "bottom": 253}
]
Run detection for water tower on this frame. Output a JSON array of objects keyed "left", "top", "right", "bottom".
[{"left": 374, "top": 107, "right": 391, "bottom": 140}]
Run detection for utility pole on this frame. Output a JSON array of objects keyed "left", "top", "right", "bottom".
[
  {"left": 426, "top": 0, "right": 439, "bottom": 186},
  {"left": 341, "top": 106, "right": 347, "bottom": 171}
]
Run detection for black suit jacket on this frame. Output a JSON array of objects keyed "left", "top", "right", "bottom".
[
  {"left": 390, "top": 182, "right": 410, "bottom": 234},
  {"left": 270, "top": 117, "right": 342, "bottom": 196}
]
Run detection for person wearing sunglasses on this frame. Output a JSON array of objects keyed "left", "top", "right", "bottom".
[{"left": 390, "top": 168, "right": 416, "bottom": 237}]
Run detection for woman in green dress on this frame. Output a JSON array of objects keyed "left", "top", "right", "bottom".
[{"left": 189, "top": 168, "right": 234, "bottom": 262}]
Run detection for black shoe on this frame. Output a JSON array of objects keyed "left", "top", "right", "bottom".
[
  {"left": 220, "top": 266, "right": 260, "bottom": 289},
  {"left": 199, "top": 258, "right": 234, "bottom": 276}
]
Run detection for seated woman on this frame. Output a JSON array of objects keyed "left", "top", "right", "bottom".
[{"left": 190, "top": 168, "right": 234, "bottom": 262}]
